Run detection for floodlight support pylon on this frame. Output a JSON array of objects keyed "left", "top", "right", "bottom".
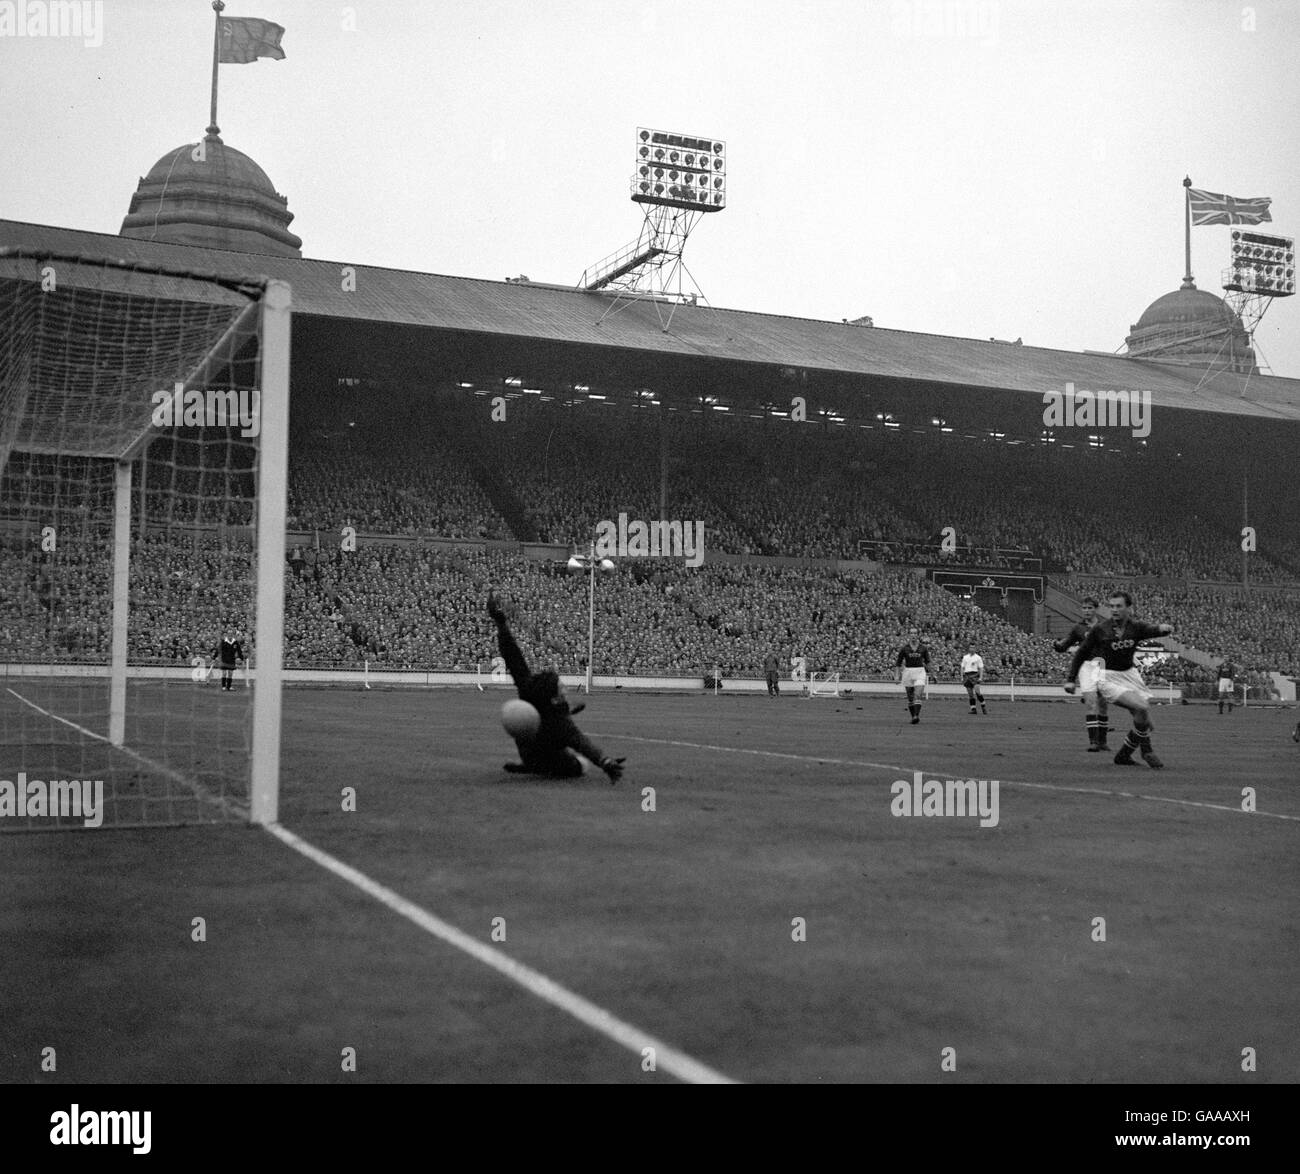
[
  {"left": 580, "top": 202, "right": 717, "bottom": 333},
  {"left": 1221, "top": 286, "right": 1277, "bottom": 344}
]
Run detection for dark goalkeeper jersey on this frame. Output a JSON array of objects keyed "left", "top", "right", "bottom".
[
  {"left": 493, "top": 613, "right": 608, "bottom": 767},
  {"left": 896, "top": 644, "right": 930, "bottom": 669},
  {"left": 1067, "top": 619, "right": 1166, "bottom": 681}
]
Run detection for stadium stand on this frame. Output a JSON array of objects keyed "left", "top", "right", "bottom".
[{"left": 2, "top": 388, "right": 1296, "bottom": 684}]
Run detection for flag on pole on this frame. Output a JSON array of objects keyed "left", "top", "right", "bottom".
[
  {"left": 218, "top": 16, "right": 286, "bottom": 63},
  {"left": 1187, "top": 189, "right": 1272, "bottom": 226}
]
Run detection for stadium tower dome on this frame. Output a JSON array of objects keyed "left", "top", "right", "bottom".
[
  {"left": 119, "top": 131, "right": 302, "bottom": 257},
  {"left": 1125, "top": 276, "right": 1256, "bottom": 373}
]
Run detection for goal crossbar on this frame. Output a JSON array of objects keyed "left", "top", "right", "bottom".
[{"left": 0, "top": 248, "right": 267, "bottom": 467}]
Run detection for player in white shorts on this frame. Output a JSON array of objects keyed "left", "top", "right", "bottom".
[
  {"left": 1077, "top": 656, "right": 1105, "bottom": 694},
  {"left": 895, "top": 629, "right": 933, "bottom": 725},
  {"left": 1056, "top": 596, "right": 1110, "bottom": 751},
  {"left": 1095, "top": 665, "right": 1153, "bottom": 705},
  {"left": 1215, "top": 660, "right": 1237, "bottom": 714},
  {"left": 1066, "top": 591, "right": 1174, "bottom": 768},
  {"left": 960, "top": 646, "right": 987, "bottom": 714}
]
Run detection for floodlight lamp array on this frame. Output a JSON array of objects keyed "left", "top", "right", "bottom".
[
  {"left": 1227, "top": 230, "right": 1296, "bottom": 295},
  {"left": 632, "top": 127, "right": 726, "bottom": 211}
]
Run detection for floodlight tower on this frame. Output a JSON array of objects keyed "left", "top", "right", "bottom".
[
  {"left": 1221, "top": 228, "right": 1295, "bottom": 350},
  {"left": 580, "top": 127, "right": 727, "bottom": 330}
]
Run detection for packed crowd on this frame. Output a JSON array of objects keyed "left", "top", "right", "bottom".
[
  {"left": 285, "top": 404, "right": 509, "bottom": 539},
  {"left": 4, "top": 534, "right": 1297, "bottom": 680},
  {"left": 3, "top": 387, "right": 1297, "bottom": 681},
  {"left": 269, "top": 396, "right": 1298, "bottom": 581},
  {"left": 0, "top": 533, "right": 255, "bottom": 664},
  {"left": 473, "top": 407, "right": 763, "bottom": 553},
  {"left": 4, "top": 387, "right": 1296, "bottom": 587}
]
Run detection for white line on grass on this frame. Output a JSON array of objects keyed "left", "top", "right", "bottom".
[
  {"left": 263, "top": 822, "right": 738, "bottom": 1085},
  {"left": 7, "top": 687, "right": 736, "bottom": 1082},
  {"left": 3, "top": 686, "right": 248, "bottom": 820},
  {"left": 600, "top": 733, "right": 1300, "bottom": 823}
]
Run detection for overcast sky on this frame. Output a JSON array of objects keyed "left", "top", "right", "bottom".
[{"left": 3, "top": 0, "right": 1298, "bottom": 376}]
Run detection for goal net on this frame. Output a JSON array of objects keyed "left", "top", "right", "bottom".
[
  {"left": 0, "top": 249, "right": 290, "bottom": 831},
  {"left": 805, "top": 671, "right": 841, "bottom": 698}
]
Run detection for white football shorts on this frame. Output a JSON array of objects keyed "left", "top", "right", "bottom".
[
  {"left": 1217, "top": 677, "right": 1234, "bottom": 695},
  {"left": 1096, "top": 667, "right": 1151, "bottom": 704},
  {"left": 1077, "top": 657, "right": 1105, "bottom": 694},
  {"left": 900, "top": 667, "right": 928, "bottom": 689}
]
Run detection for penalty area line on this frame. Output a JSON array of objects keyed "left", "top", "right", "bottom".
[
  {"left": 263, "top": 821, "right": 737, "bottom": 1085},
  {"left": 601, "top": 733, "right": 1300, "bottom": 823}
]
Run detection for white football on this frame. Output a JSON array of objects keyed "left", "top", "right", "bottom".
[{"left": 501, "top": 699, "right": 541, "bottom": 739}]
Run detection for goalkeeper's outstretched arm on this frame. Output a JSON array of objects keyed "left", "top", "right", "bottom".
[{"left": 487, "top": 591, "right": 531, "bottom": 693}]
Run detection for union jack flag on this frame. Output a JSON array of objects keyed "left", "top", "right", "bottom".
[{"left": 1188, "top": 189, "right": 1272, "bottom": 226}]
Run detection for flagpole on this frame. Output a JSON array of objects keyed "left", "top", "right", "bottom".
[
  {"left": 208, "top": 0, "right": 226, "bottom": 137},
  {"left": 1182, "top": 176, "right": 1193, "bottom": 288}
]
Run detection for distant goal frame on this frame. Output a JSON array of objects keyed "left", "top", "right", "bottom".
[{"left": 804, "top": 671, "right": 843, "bottom": 699}]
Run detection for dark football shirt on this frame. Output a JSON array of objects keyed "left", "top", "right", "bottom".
[
  {"left": 896, "top": 644, "right": 930, "bottom": 669},
  {"left": 215, "top": 638, "right": 244, "bottom": 667},
  {"left": 1067, "top": 619, "right": 1165, "bottom": 680},
  {"left": 1053, "top": 621, "right": 1091, "bottom": 653}
]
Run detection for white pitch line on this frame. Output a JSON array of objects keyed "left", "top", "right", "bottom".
[
  {"left": 600, "top": 733, "right": 1300, "bottom": 823},
  {"left": 4, "top": 685, "right": 248, "bottom": 819},
  {"left": 6, "top": 688, "right": 735, "bottom": 1083},
  {"left": 263, "top": 821, "right": 737, "bottom": 1085}
]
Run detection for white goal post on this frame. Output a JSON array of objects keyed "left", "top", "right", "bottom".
[
  {"left": 804, "top": 671, "right": 842, "bottom": 698},
  {"left": 0, "top": 249, "right": 290, "bottom": 830}
]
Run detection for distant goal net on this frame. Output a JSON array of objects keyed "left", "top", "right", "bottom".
[
  {"left": 0, "top": 250, "right": 290, "bottom": 831},
  {"left": 804, "top": 671, "right": 842, "bottom": 698}
]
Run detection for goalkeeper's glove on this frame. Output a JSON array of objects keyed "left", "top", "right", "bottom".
[{"left": 599, "top": 756, "right": 626, "bottom": 784}]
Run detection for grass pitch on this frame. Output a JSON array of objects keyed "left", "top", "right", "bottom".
[{"left": 2, "top": 686, "right": 1297, "bottom": 1083}]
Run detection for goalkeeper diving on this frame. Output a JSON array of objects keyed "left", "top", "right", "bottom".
[{"left": 487, "top": 590, "right": 626, "bottom": 783}]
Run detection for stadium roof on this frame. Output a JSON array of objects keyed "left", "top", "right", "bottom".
[{"left": 4, "top": 219, "right": 1300, "bottom": 422}]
